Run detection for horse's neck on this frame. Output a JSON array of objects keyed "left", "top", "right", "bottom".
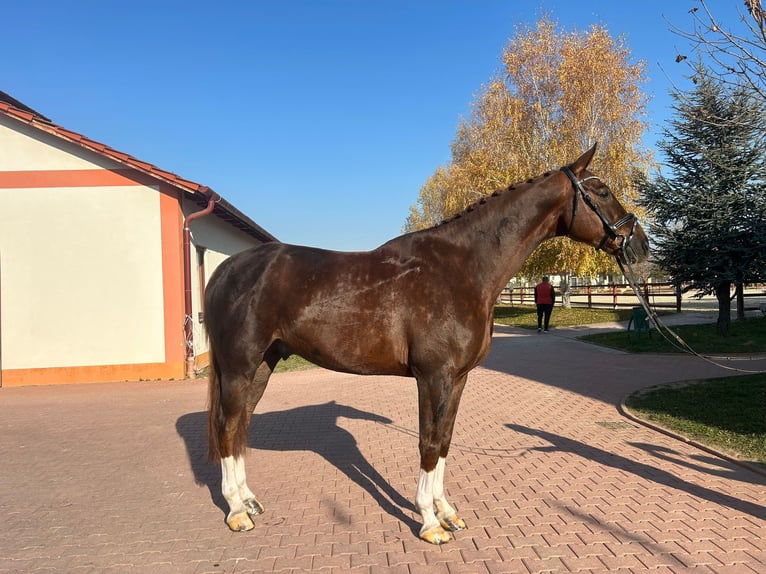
[{"left": 436, "top": 178, "right": 567, "bottom": 299}]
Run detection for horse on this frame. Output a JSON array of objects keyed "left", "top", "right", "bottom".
[{"left": 204, "top": 144, "right": 650, "bottom": 544}]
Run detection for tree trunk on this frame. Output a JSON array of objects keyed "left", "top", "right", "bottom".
[
  {"left": 715, "top": 281, "right": 732, "bottom": 336},
  {"left": 735, "top": 282, "right": 745, "bottom": 320},
  {"left": 560, "top": 274, "right": 571, "bottom": 308}
]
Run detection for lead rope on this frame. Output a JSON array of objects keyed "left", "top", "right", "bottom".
[{"left": 617, "top": 257, "right": 766, "bottom": 374}]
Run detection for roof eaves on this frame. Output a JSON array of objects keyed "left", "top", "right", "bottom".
[
  {"left": 0, "top": 93, "right": 278, "bottom": 243},
  {"left": 192, "top": 187, "right": 278, "bottom": 243}
]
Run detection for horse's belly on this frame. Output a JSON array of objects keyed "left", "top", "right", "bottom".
[{"left": 284, "top": 316, "right": 410, "bottom": 377}]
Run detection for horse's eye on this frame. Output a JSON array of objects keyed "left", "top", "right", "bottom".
[{"left": 594, "top": 186, "right": 610, "bottom": 199}]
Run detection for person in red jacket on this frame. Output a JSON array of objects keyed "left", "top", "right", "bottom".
[{"left": 534, "top": 276, "right": 556, "bottom": 333}]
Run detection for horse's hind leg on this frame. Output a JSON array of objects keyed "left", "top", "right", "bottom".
[
  {"left": 222, "top": 449, "right": 265, "bottom": 526},
  {"left": 221, "top": 452, "right": 254, "bottom": 531},
  {"left": 219, "top": 347, "right": 280, "bottom": 531}
]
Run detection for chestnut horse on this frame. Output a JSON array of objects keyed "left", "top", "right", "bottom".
[{"left": 205, "top": 145, "right": 649, "bottom": 544}]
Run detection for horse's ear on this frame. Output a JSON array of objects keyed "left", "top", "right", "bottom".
[{"left": 569, "top": 143, "right": 598, "bottom": 175}]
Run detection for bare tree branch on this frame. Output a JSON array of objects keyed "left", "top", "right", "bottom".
[{"left": 667, "top": 0, "right": 766, "bottom": 102}]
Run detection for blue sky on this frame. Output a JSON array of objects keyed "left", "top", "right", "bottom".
[{"left": 1, "top": 1, "right": 747, "bottom": 251}]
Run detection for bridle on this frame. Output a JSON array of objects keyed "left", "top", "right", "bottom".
[
  {"left": 560, "top": 166, "right": 638, "bottom": 262},
  {"left": 561, "top": 167, "right": 765, "bottom": 375}
]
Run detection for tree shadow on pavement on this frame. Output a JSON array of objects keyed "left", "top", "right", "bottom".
[
  {"left": 505, "top": 423, "right": 766, "bottom": 520},
  {"left": 628, "top": 442, "right": 766, "bottom": 483},
  {"left": 176, "top": 401, "right": 418, "bottom": 532}
]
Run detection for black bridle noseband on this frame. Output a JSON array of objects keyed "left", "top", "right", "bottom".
[{"left": 560, "top": 166, "right": 638, "bottom": 261}]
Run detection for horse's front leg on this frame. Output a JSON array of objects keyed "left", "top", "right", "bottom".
[
  {"left": 433, "top": 456, "right": 466, "bottom": 532},
  {"left": 414, "top": 373, "right": 468, "bottom": 544}
]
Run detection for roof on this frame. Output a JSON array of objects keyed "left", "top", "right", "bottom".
[{"left": 0, "top": 90, "right": 277, "bottom": 243}]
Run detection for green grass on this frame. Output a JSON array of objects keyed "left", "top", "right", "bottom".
[
  {"left": 574, "top": 312, "right": 766, "bottom": 465},
  {"left": 494, "top": 304, "right": 634, "bottom": 328},
  {"left": 461, "top": 306, "right": 766, "bottom": 465},
  {"left": 624, "top": 375, "right": 766, "bottom": 464},
  {"left": 581, "top": 316, "right": 766, "bottom": 354},
  {"left": 274, "top": 354, "right": 317, "bottom": 373}
]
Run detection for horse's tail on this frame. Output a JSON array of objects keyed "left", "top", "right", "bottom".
[{"left": 207, "top": 340, "right": 224, "bottom": 463}]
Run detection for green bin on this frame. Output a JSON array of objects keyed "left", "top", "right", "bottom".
[{"left": 627, "top": 306, "right": 651, "bottom": 341}]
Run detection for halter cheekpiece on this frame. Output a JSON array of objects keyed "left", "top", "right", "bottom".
[{"left": 560, "top": 166, "right": 637, "bottom": 260}]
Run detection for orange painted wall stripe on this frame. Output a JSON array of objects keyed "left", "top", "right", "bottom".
[
  {"left": 1, "top": 362, "right": 187, "bottom": 387},
  {"left": 159, "top": 183, "right": 186, "bottom": 367}
]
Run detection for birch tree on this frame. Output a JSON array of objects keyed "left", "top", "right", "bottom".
[{"left": 405, "top": 16, "right": 651, "bottom": 279}]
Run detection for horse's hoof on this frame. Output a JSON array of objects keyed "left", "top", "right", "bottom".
[
  {"left": 419, "top": 525, "right": 452, "bottom": 545},
  {"left": 244, "top": 498, "right": 264, "bottom": 516},
  {"left": 226, "top": 511, "right": 255, "bottom": 532},
  {"left": 439, "top": 514, "right": 466, "bottom": 532}
]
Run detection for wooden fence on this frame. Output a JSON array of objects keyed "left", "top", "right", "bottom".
[{"left": 497, "top": 282, "right": 766, "bottom": 312}]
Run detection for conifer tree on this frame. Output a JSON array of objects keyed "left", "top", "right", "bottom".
[{"left": 637, "top": 65, "right": 766, "bottom": 335}]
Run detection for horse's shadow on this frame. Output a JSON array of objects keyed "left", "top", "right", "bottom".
[{"left": 176, "top": 401, "right": 417, "bottom": 530}]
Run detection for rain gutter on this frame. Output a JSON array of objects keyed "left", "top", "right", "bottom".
[{"left": 183, "top": 187, "right": 217, "bottom": 377}]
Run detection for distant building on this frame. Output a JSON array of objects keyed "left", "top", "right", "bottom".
[{"left": 0, "top": 91, "right": 277, "bottom": 386}]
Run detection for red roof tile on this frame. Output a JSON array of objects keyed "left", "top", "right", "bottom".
[
  {"left": 0, "top": 95, "right": 205, "bottom": 195},
  {"left": 0, "top": 92, "right": 277, "bottom": 243}
]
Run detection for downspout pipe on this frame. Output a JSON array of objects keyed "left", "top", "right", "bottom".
[{"left": 183, "top": 187, "right": 217, "bottom": 378}]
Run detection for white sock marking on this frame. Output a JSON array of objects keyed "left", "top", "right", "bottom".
[
  {"left": 221, "top": 455, "right": 245, "bottom": 515},
  {"left": 415, "top": 467, "right": 439, "bottom": 534}
]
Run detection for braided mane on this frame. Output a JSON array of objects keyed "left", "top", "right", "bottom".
[{"left": 436, "top": 172, "right": 553, "bottom": 227}]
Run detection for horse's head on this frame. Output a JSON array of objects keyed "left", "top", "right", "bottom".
[{"left": 560, "top": 144, "right": 650, "bottom": 265}]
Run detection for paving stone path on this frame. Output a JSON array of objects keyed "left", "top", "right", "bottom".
[{"left": 0, "top": 321, "right": 764, "bottom": 573}]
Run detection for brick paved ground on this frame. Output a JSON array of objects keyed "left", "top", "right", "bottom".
[{"left": 0, "top": 322, "right": 764, "bottom": 573}]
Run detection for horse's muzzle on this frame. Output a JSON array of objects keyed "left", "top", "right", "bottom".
[{"left": 622, "top": 234, "right": 650, "bottom": 264}]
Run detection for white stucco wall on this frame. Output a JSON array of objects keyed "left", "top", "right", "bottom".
[
  {"left": 0, "top": 185, "right": 165, "bottom": 369},
  {"left": 190, "top": 210, "right": 260, "bottom": 271},
  {"left": 0, "top": 113, "right": 272, "bottom": 373},
  {"left": 0, "top": 116, "right": 165, "bottom": 370}
]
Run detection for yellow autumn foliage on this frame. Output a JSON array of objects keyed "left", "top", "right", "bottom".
[{"left": 404, "top": 15, "right": 652, "bottom": 279}]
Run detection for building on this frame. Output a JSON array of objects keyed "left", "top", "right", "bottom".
[{"left": 0, "top": 91, "right": 277, "bottom": 386}]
